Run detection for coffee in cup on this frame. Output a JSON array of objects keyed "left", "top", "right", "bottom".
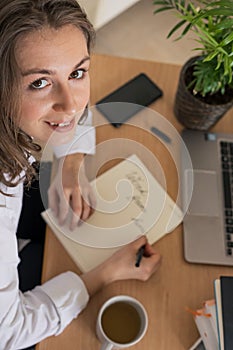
[{"left": 96, "top": 295, "right": 148, "bottom": 349}]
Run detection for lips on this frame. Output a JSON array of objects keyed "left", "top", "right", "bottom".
[{"left": 46, "top": 118, "right": 75, "bottom": 132}]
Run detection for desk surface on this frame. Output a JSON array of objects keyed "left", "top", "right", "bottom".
[{"left": 37, "top": 54, "right": 233, "bottom": 350}]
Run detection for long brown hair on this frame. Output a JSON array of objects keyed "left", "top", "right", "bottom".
[{"left": 0, "top": 0, "right": 95, "bottom": 191}]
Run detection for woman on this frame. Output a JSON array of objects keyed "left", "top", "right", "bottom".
[{"left": 0, "top": 1, "right": 161, "bottom": 349}]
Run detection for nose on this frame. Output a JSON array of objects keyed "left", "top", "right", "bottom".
[{"left": 53, "top": 84, "right": 77, "bottom": 116}]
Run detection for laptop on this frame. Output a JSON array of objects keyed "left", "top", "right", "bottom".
[{"left": 181, "top": 129, "right": 233, "bottom": 265}]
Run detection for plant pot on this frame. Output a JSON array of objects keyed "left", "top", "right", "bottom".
[{"left": 174, "top": 56, "right": 233, "bottom": 130}]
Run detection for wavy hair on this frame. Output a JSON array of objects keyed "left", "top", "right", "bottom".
[{"left": 0, "top": 0, "right": 95, "bottom": 192}]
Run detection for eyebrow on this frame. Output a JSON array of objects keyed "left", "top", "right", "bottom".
[{"left": 21, "top": 55, "right": 90, "bottom": 76}]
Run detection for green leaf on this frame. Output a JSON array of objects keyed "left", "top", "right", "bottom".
[
  {"left": 216, "top": 55, "right": 222, "bottom": 70},
  {"left": 181, "top": 22, "right": 193, "bottom": 36},
  {"left": 220, "top": 32, "right": 233, "bottom": 47},
  {"left": 204, "top": 52, "right": 219, "bottom": 61},
  {"left": 167, "top": 19, "right": 187, "bottom": 38},
  {"left": 195, "top": 30, "right": 219, "bottom": 47},
  {"left": 153, "top": 6, "right": 174, "bottom": 14},
  {"left": 214, "top": 19, "right": 233, "bottom": 32},
  {"left": 153, "top": 0, "right": 170, "bottom": 3},
  {"left": 198, "top": 8, "right": 233, "bottom": 17},
  {"left": 206, "top": 1, "right": 233, "bottom": 9},
  {"left": 181, "top": 0, "right": 185, "bottom": 8}
]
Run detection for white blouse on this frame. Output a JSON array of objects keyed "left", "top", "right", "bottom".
[{"left": 0, "top": 120, "right": 95, "bottom": 350}]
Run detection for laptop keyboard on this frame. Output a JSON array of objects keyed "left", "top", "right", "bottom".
[{"left": 220, "top": 141, "right": 233, "bottom": 255}]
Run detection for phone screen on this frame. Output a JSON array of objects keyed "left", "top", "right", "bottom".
[{"left": 96, "top": 73, "right": 163, "bottom": 127}]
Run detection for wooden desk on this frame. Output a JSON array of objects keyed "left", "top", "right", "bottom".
[{"left": 37, "top": 54, "right": 233, "bottom": 350}]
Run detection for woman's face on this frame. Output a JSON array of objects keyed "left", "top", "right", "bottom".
[{"left": 15, "top": 25, "right": 90, "bottom": 145}]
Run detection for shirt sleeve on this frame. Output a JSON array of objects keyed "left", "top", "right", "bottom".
[
  {"left": 35, "top": 272, "right": 89, "bottom": 335},
  {"left": 0, "top": 183, "right": 89, "bottom": 350},
  {"left": 53, "top": 109, "right": 96, "bottom": 158}
]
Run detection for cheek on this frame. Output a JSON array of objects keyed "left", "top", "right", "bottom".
[
  {"left": 77, "top": 76, "right": 90, "bottom": 106},
  {"left": 19, "top": 98, "right": 46, "bottom": 130}
]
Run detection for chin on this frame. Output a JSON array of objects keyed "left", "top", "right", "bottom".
[{"left": 46, "top": 128, "right": 76, "bottom": 147}]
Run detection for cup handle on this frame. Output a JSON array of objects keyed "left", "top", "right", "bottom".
[{"left": 100, "top": 341, "right": 113, "bottom": 350}]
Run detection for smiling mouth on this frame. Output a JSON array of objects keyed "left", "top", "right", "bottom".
[{"left": 48, "top": 121, "right": 71, "bottom": 127}]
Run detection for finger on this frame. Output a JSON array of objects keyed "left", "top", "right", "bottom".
[
  {"left": 69, "top": 190, "right": 83, "bottom": 229},
  {"left": 80, "top": 186, "right": 96, "bottom": 217},
  {"left": 57, "top": 189, "right": 71, "bottom": 225},
  {"left": 48, "top": 187, "right": 59, "bottom": 217},
  {"left": 137, "top": 251, "right": 162, "bottom": 281},
  {"left": 80, "top": 197, "right": 91, "bottom": 222},
  {"left": 131, "top": 237, "right": 161, "bottom": 273},
  {"left": 79, "top": 188, "right": 93, "bottom": 221},
  {"left": 130, "top": 235, "right": 148, "bottom": 251},
  {"left": 144, "top": 242, "right": 158, "bottom": 257},
  {"left": 70, "top": 211, "right": 81, "bottom": 231},
  {"left": 142, "top": 249, "right": 162, "bottom": 270},
  {"left": 71, "top": 189, "right": 82, "bottom": 218},
  {"left": 88, "top": 188, "right": 97, "bottom": 212}
]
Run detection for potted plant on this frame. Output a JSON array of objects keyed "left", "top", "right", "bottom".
[{"left": 153, "top": 0, "right": 233, "bottom": 130}]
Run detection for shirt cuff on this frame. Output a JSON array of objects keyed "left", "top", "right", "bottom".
[{"left": 37, "top": 271, "right": 89, "bottom": 335}]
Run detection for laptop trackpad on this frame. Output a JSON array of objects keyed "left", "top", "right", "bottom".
[{"left": 186, "top": 169, "right": 219, "bottom": 217}]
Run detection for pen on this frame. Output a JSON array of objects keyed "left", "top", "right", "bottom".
[
  {"left": 135, "top": 244, "right": 146, "bottom": 267},
  {"left": 150, "top": 126, "right": 172, "bottom": 144}
]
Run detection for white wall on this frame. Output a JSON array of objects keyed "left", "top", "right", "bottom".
[{"left": 78, "top": 0, "right": 140, "bottom": 29}]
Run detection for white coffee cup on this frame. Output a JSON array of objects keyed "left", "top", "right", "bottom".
[{"left": 96, "top": 295, "right": 148, "bottom": 350}]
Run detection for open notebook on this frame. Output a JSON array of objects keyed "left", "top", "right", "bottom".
[{"left": 42, "top": 154, "right": 183, "bottom": 272}]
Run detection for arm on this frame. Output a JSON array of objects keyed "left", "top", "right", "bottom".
[
  {"left": 49, "top": 109, "right": 96, "bottom": 229},
  {"left": 0, "top": 183, "right": 89, "bottom": 349},
  {"left": 1, "top": 163, "right": 160, "bottom": 349},
  {"left": 48, "top": 152, "right": 96, "bottom": 230},
  {"left": 1, "top": 186, "right": 160, "bottom": 349}
]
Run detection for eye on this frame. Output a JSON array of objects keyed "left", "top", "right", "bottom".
[
  {"left": 69, "top": 69, "right": 85, "bottom": 80},
  {"left": 30, "top": 78, "right": 49, "bottom": 90}
]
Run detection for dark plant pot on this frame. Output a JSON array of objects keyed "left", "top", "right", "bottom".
[{"left": 174, "top": 56, "right": 233, "bottom": 130}]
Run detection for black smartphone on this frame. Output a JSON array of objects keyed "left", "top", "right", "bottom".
[{"left": 96, "top": 73, "right": 163, "bottom": 127}]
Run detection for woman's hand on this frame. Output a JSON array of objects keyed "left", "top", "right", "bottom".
[
  {"left": 81, "top": 235, "right": 161, "bottom": 296},
  {"left": 106, "top": 235, "right": 161, "bottom": 282},
  {"left": 48, "top": 153, "right": 96, "bottom": 230}
]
